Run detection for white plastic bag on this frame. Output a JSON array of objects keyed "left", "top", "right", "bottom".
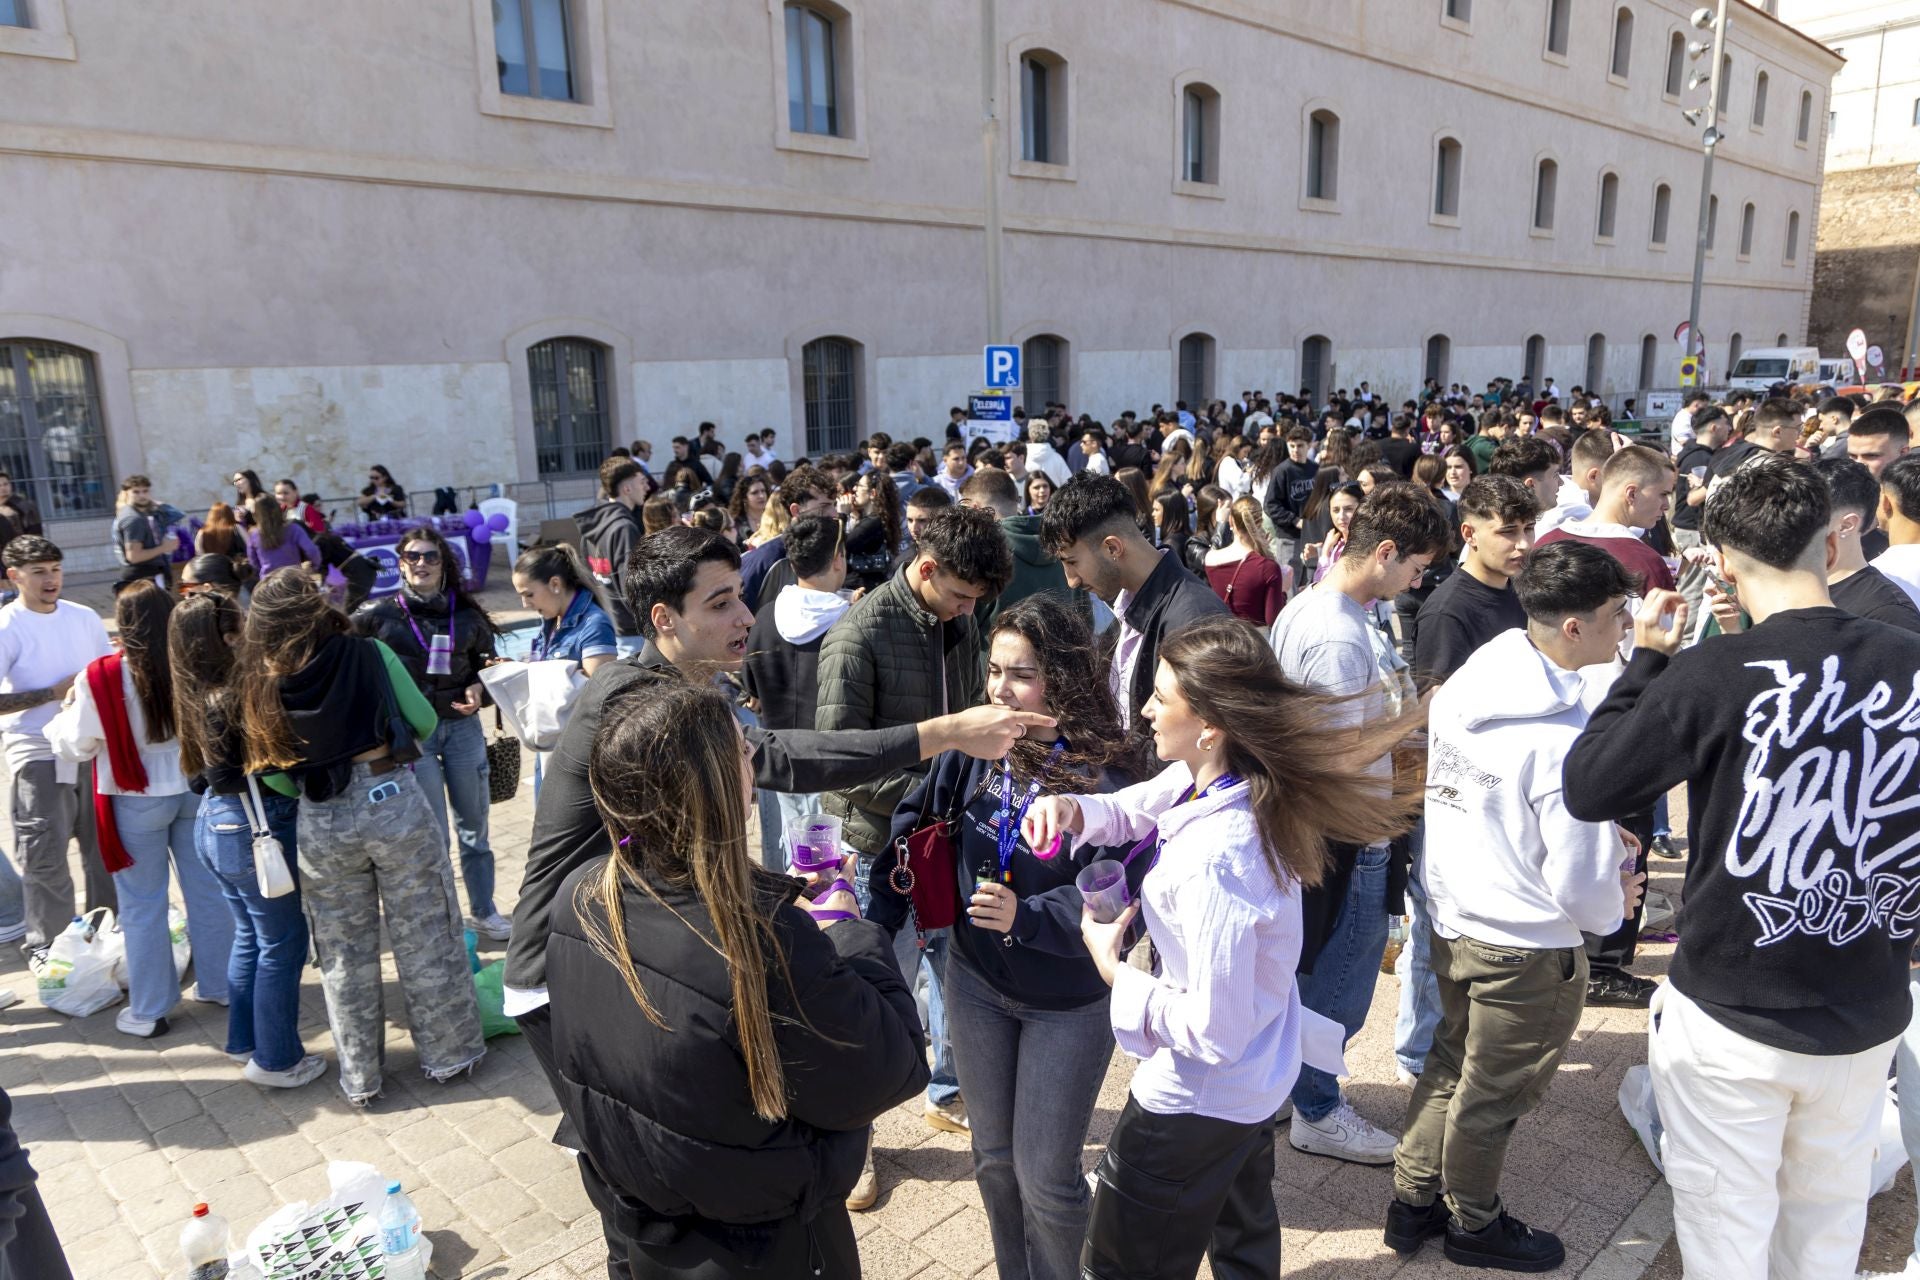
[
  {"left": 168, "top": 905, "right": 192, "bottom": 978},
  {"left": 1619, "top": 1063, "right": 1665, "bottom": 1173},
  {"left": 479, "top": 658, "right": 587, "bottom": 751},
  {"left": 241, "top": 1160, "right": 431, "bottom": 1279},
  {"left": 37, "top": 908, "right": 125, "bottom": 1017}
]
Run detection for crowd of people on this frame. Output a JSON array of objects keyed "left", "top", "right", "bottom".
[{"left": 5, "top": 371, "right": 1920, "bottom": 1279}]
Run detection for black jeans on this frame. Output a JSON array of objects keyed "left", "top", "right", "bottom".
[
  {"left": 518, "top": 1003, "right": 629, "bottom": 1280},
  {"left": 1583, "top": 809, "right": 1653, "bottom": 978},
  {"left": 1082, "top": 1096, "right": 1281, "bottom": 1280}
]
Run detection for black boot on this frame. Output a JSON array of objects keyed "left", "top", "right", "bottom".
[
  {"left": 1383, "top": 1198, "right": 1450, "bottom": 1255},
  {"left": 1443, "top": 1211, "right": 1565, "bottom": 1271}
]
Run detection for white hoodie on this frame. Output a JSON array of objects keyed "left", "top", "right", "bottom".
[
  {"left": 773, "top": 585, "right": 851, "bottom": 645},
  {"left": 1422, "top": 628, "right": 1627, "bottom": 949}
]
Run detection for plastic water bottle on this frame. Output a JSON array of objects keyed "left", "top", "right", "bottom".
[
  {"left": 179, "top": 1203, "right": 230, "bottom": 1280},
  {"left": 66, "top": 915, "right": 95, "bottom": 944},
  {"left": 378, "top": 1181, "right": 427, "bottom": 1280}
]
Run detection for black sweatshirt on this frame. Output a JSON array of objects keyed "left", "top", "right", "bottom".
[
  {"left": 1831, "top": 567, "right": 1920, "bottom": 633},
  {"left": 1412, "top": 569, "right": 1526, "bottom": 689},
  {"left": 1564, "top": 608, "right": 1920, "bottom": 1053}
]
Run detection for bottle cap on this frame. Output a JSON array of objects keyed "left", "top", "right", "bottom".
[
  {"left": 192, "top": 1204, "right": 210, "bottom": 1217},
  {"left": 387, "top": 1181, "right": 402, "bottom": 1194}
]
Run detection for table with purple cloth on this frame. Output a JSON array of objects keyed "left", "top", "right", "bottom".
[{"left": 168, "top": 514, "right": 495, "bottom": 595}]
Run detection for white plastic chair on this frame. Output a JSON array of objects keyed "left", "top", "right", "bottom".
[{"left": 477, "top": 496, "right": 519, "bottom": 551}]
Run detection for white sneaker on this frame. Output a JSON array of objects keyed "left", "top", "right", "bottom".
[
  {"left": 470, "top": 912, "right": 513, "bottom": 943},
  {"left": 1288, "top": 1099, "right": 1399, "bottom": 1165},
  {"left": 245, "top": 1055, "right": 328, "bottom": 1090},
  {"left": 189, "top": 984, "right": 229, "bottom": 1007},
  {"left": 0, "top": 989, "right": 19, "bottom": 1012},
  {"left": 115, "top": 1007, "right": 170, "bottom": 1039}
]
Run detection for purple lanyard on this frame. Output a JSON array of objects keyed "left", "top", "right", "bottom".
[
  {"left": 1126, "top": 771, "right": 1242, "bottom": 871},
  {"left": 397, "top": 584, "right": 452, "bottom": 653}
]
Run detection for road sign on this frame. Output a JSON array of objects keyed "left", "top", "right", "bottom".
[
  {"left": 984, "top": 344, "right": 1021, "bottom": 390},
  {"left": 968, "top": 393, "right": 1012, "bottom": 421},
  {"left": 1675, "top": 322, "right": 1705, "bottom": 356},
  {"left": 1678, "top": 357, "right": 1700, "bottom": 388}
]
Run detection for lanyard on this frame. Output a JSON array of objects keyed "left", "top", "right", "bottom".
[
  {"left": 1142, "top": 770, "right": 1241, "bottom": 870},
  {"left": 993, "top": 740, "right": 1065, "bottom": 883},
  {"left": 397, "top": 583, "right": 453, "bottom": 654},
  {"left": 532, "top": 590, "right": 574, "bottom": 662}
]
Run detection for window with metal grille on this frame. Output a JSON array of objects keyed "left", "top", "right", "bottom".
[
  {"left": 1524, "top": 334, "right": 1545, "bottom": 385},
  {"left": 0, "top": 340, "right": 115, "bottom": 519},
  {"left": 1300, "top": 336, "right": 1331, "bottom": 408},
  {"left": 1178, "top": 334, "right": 1214, "bottom": 405},
  {"left": 1023, "top": 335, "right": 1064, "bottom": 411},
  {"left": 802, "top": 337, "right": 858, "bottom": 454},
  {"left": 785, "top": 4, "right": 838, "bottom": 136},
  {"left": 1425, "top": 335, "right": 1451, "bottom": 385},
  {"left": 528, "top": 338, "right": 609, "bottom": 477},
  {"left": 494, "top": 0, "right": 576, "bottom": 101}
]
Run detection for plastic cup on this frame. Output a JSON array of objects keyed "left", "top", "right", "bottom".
[
  {"left": 785, "top": 814, "right": 843, "bottom": 876},
  {"left": 1690, "top": 466, "right": 1707, "bottom": 482},
  {"left": 1076, "top": 860, "right": 1131, "bottom": 924}
]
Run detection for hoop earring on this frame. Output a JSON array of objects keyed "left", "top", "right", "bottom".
[{"left": 1198, "top": 735, "right": 1214, "bottom": 752}]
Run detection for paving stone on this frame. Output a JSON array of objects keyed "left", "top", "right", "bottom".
[
  {"left": 491, "top": 1135, "right": 570, "bottom": 1188},
  {"left": 388, "top": 1116, "right": 467, "bottom": 1165},
  {"left": 527, "top": 1168, "right": 593, "bottom": 1222},
  {"left": 453, "top": 1176, "right": 539, "bottom": 1228}
]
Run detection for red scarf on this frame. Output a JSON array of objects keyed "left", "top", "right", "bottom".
[{"left": 85, "top": 653, "right": 146, "bottom": 874}]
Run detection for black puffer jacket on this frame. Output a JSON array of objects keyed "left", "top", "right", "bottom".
[
  {"left": 546, "top": 859, "right": 928, "bottom": 1260},
  {"left": 356, "top": 586, "right": 497, "bottom": 721}
]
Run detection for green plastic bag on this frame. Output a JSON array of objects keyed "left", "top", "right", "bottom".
[{"left": 474, "top": 960, "right": 521, "bottom": 1039}]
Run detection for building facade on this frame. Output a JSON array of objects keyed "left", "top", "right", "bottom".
[{"left": 0, "top": 0, "right": 1839, "bottom": 543}]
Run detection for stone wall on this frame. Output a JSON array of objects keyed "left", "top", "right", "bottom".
[{"left": 1811, "top": 164, "right": 1920, "bottom": 372}]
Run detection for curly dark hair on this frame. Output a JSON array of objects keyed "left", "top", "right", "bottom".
[
  {"left": 989, "top": 594, "right": 1140, "bottom": 785},
  {"left": 914, "top": 504, "right": 1012, "bottom": 594}
]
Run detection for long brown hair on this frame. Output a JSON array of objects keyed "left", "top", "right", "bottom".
[
  {"left": 169, "top": 592, "right": 244, "bottom": 777},
  {"left": 237, "top": 568, "right": 352, "bottom": 770},
  {"left": 577, "top": 678, "right": 800, "bottom": 1122},
  {"left": 200, "top": 502, "right": 241, "bottom": 557},
  {"left": 251, "top": 494, "right": 288, "bottom": 551},
  {"left": 115, "top": 581, "right": 177, "bottom": 742},
  {"left": 990, "top": 595, "right": 1138, "bottom": 785},
  {"left": 1158, "top": 617, "right": 1422, "bottom": 890}
]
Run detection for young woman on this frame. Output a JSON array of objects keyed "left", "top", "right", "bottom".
[
  {"left": 513, "top": 543, "right": 616, "bottom": 677},
  {"left": 48, "top": 583, "right": 233, "bottom": 1039},
  {"left": 1148, "top": 439, "right": 1194, "bottom": 506},
  {"left": 1442, "top": 447, "right": 1476, "bottom": 502},
  {"left": 1357, "top": 463, "right": 1398, "bottom": 498},
  {"left": 842, "top": 470, "right": 902, "bottom": 592},
  {"left": 546, "top": 679, "right": 929, "bottom": 1277},
  {"left": 710, "top": 451, "right": 743, "bottom": 505},
  {"left": 355, "top": 526, "right": 506, "bottom": 940},
  {"left": 1021, "top": 619, "right": 1417, "bottom": 1278},
  {"left": 1215, "top": 436, "right": 1255, "bottom": 499},
  {"left": 1318, "top": 427, "right": 1354, "bottom": 476},
  {"left": 641, "top": 494, "right": 678, "bottom": 537},
  {"left": 1204, "top": 496, "right": 1287, "bottom": 626},
  {"left": 239, "top": 568, "right": 484, "bottom": 1105},
  {"left": 1305, "top": 481, "right": 1365, "bottom": 584},
  {"left": 727, "top": 472, "right": 771, "bottom": 545},
  {"left": 1112, "top": 467, "right": 1154, "bottom": 540},
  {"left": 357, "top": 465, "right": 407, "bottom": 518},
  {"left": 231, "top": 470, "right": 268, "bottom": 526},
  {"left": 273, "top": 478, "right": 329, "bottom": 536},
  {"left": 1192, "top": 484, "right": 1232, "bottom": 552},
  {"left": 873, "top": 597, "right": 1138, "bottom": 1280},
  {"left": 1023, "top": 469, "right": 1055, "bottom": 515},
  {"left": 171, "top": 592, "right": 323, "bottom": 1088},
  {"left": 313, "top": 528, "right": 378, "bottom": 612},
  {"left": 246, "top": 496, "right": 322, "bottom": 578},
  {"left": 180, "top": 553, "right": 244, "bottom": 600},
  {"left": 195, "top": 502, "right": 244, "bottom": 558}
]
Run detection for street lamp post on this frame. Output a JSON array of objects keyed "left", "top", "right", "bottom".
[
  {"left": 1902, "top": 163, "right": 1920, "bottom": 379},
  {"left": 1683, "top": 2, "right": 1731, "bottom": 381},
  {"left": 980, "top": 0, "right": 1004, "bottom": 347}
]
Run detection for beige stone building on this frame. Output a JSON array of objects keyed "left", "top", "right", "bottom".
[{"left": 1, "top": 0, "right": 1838, "bottom": 553}]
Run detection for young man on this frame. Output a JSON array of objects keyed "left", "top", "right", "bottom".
[
  {"left": 1412, "top": 476, "right": 1539, "bottom": 688},
  {"left": 1566, "top": 454, "right": 1920, "bottom": 1280},
  {"left": 1270, "top": 485, "right": 1449, "bottom": 1163},
  {"left": 1671, "top": 406, "right": 1732, "bottom": 621},
  {"left": 741, "top": 516, "right": 852, "bottom": 869},
  {"left": 574, "top": 455, "right": 650, "bottom": 657},
  {"left": 1539, "top": 427, "right": 1618, "bottom": 536},
  {"left": 1849, "top": 407, "right": 1910, "bottom": 559},
  {"left": 112, "top": 475, "right": 183, "bottom": 590},
  {"left": 904, "top": 484, "right": 954, "bottom": 547},
  {"left": 933, "top": 440, "right": 973, "bottom": 500},
  {"left": 1038, "top": 474, "right": 1227, "bottom": 734},
  {"left": 1667, "top": 390, "right": 1712, "bottom": 459},
  {"left": 1709, "top": 396, "right": 1796, "bottom": 480},
  {"left": 1264, "top": 425, "right": 1320, "bottom": 545},
  {"left": 1486, "top": 436, "right": 1564, "bottom": 516},
  {"left": 1381, "top": 414, "right": 1423, "bottom": 478},
  {"left": 668, "top": 435, "right": 713, "bottom": 487},
  {"left": 1535, "top": 445, "right": 1676, "bottom": 596},
  {"left": 1024, "top": 421, "right": 1072, "bottom": 487},
  {"left": 758, "top": 427, "right": 781, "bottom": 463},
  {"left": 1071, "top": 425, "right": 1111, "bottom": 476},
  {"left": 1388, "top": 541, "right": 1640, "bottom": 1272},
  {"left": 1464, "top": 412, "right": 1508, "bottom": 473},
  {"left": 1810, "top": 458, "right": 1920, "bottom": 633},
  {"left": 816, "top": 506, "right": 1011, "bottom": 1155},
  {"left": 959, "top": 467, "right": 1070, "bottom": 627},
  {"left": 0, "top": 537, "right": 114, "bottom": 964},
  {"left": 738, "top": 465, "right": 839, "bottom": 612},
  {"left": 1872, "top": 452, "right": 1920, "bottom": 610}
]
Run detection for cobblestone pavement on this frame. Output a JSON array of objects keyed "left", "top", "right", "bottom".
[{"left": 3, "top": 732, "right": 1699, "bottom": 1279}]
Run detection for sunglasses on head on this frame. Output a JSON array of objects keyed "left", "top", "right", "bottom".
[{"left": 399, "top": 549, "right": 441, "bottom": 565}]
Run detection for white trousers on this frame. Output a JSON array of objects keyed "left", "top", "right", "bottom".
[{"left": 1650, "top": 983, "right": 1897, "bottom": 1280}]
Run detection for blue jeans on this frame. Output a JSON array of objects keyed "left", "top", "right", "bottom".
[
  {"left": 854, "top": 855, "right": 959, "bottom": 1106},
  {"left": 1396, "top": 826, "right": 1442, "bottom": 1077},
  {"left": 0, "top": 840, "right": 24, "bottom": 939},
  {"left": 112, "top": 790, "right": 233, "bottom": 1020},
  {"left": 1652, "top": 791, "right": 1671, "bottom": 841},
  {"left": 946, "top": 951, "right": 1112, "bottom": 1280},
  {"left": 1292, "top": 844, "right": 1390, "bottom": 1122},
  {"left": 412, "top": 715, "right": 496, "bottom": 919},
  {"left": 196, "top": 792, "right": 309, "bottom": 1071}
]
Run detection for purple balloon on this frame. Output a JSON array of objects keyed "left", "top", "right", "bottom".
[
  {"left": 462, "top": 509, "right": 485, "bottom": 530},
  {"left": 486, "top": 513, "right": 510, "bottom": 532}
]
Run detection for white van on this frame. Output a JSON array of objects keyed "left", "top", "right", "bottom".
[
  {"left": 1727, "top": 346, "right": 1819, "bottom": 391},
  {"left": 1817, "top": 357, "right": 1854, "bottom": 387}
]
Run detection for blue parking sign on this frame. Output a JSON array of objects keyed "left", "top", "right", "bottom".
[{"left": 984, "top": 345, "right": 1021, "bottom": 389}]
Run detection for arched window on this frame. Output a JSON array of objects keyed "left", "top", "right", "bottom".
[
  {"left": 528, "top": 337, "right": 610, "bottom": 476},
  {"left": 1306, "top": 109, "right": 1340, "bottom": 202},
  {"left": 1776, "top": 332, "right": 1789, "bottom": 346},
  {"left": 0, "top": 339, "right": 115, "bottom": 517},
  {"left": 1728, "top": 333, "right": 1744, "bottom": 371},
  {"left": 1524, "top": 334, "right": 1546, "bottom": 386},
  {"left": 493, "top": 0, "right": 579, "bottom": 102},
  {"left": 784, "top": 4, "right": 842, "bottom": 137},
  {"left": 1665, "top": 31, "right": 1685, "bottom": 97},
  {"left": 1300, "top": 335, "right": 1332, "bottom": 408},
  {"left": 1707, "top": 194, "right": 1719, "bottom": 249},
  {"left": 1717, "top": 54, "right": 1732, "bottom": 114},
  {"left": 1797, "top": 89, "right": 1813, "bottom": 143},
  {"left": 1181, "top": 84, "right": 1220, "bottom": 185},
  {"left": 1785, "top": 210, "right": 1801, "bottom": 264},
  {"left": 1020, "top": 50, "right": 1068, "bottom": 166},
  {"left": 1610, "top": 7, "right": 1634, "bottom": 79},
  {"left": 1533, "top": 158, "right": 1558, "bottom": 231},
  {"left": 1585, "top": 334, "right": 1607, "bottom": 392},
  {"left": 1752, "top": 70, "right": 1769, "bottom": 127},
  {"left": 801, "top": 336, "right": 860, "bottom": 453},
  {"left": 1638, "top": 334, "right": 1658, "bottom": 391},
  {"left": 1651, "top": 182, "right": 1672, "bottom": 246},
  {"left": 1434, "top": 136, "right": 1463, "bottom": 218},
  {"left": 1545, "top": 0, "right": 1571, "bottom": 56},
  {"left": 1178, "top": 333, "right": 1215, "bottom": 405},
  {"left": 1739, "top": 201, "right": 1756, "bottom": 257},
  {"left": 1597, "top": 171, "right": 1620, "bottom": 240},
  {"left": 1023, "top": 334, "right": 1067, "bottom": 410},
  {"left": 1425, "top": 335, "right": 1452, "bottom": 384}
]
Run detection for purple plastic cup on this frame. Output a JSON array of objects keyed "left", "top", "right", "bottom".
[
  {"left": 785, "top": 814, "right": 843, "bottom": 876},
  {"left": 1076, "top": 860, "right": 1131, "bottom": 924}
]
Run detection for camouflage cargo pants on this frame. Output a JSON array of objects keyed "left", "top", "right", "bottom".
[{"left": 297, "top": 763, "right": 485, "bottom": 1102}]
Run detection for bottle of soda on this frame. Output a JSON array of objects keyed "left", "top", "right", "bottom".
[
  {"left": 1380, "top": 915, "right": 1409, "bottom": 975},
  {"left": 378, "top": 1181, "right": 427, "bottom": 1280},
  {"left": 179, "top": 1203, "right": 230, "bottom": 1280}
]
